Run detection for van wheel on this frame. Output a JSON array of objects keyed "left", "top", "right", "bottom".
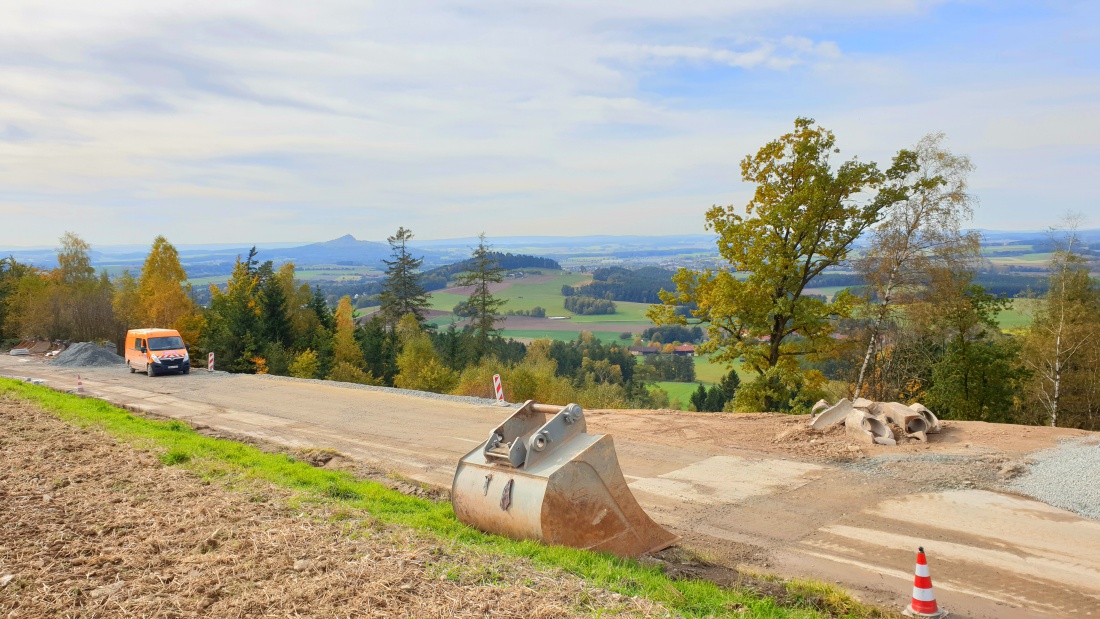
[
  {"left": 128, "top": 362, "right": 135, "bottom": 374},
  {"left": 147, "top": 365, "right": 156, "bottom": 377}
]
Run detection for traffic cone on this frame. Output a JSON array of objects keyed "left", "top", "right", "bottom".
[
  {"left": 903, "top": 546, "right": 947, "bottom": 618},
  {"left": 76, "top": 375, "right": 84, "bottom": 395}
]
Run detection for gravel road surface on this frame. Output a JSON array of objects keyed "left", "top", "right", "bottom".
[{"left": 4, "top": 356, "right": 1098, "bottom": 619}]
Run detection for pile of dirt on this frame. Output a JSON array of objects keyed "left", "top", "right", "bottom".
[
  {"left": 49, "top": 342, "right": 124, "bottom": 368},
  {"left": 0, "top": 396, "right": 669, "bottom": 618}
]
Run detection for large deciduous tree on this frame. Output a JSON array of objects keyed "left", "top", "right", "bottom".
[
  {"left": 332, "top": 295, "right": 365, "bottom": 368},
  {"left": 454, "top": 233, "right": 505, "bottom": 359},
  {"left": 138, "top": 236, "right": 195, "bottom": 331},
  {"left": 649, "top": 117, "right": 888, "bottom": 412},
  {"left": 920, "top": 275, "right": 1026, "bottom": 423},
  {"left": 378, "top": 227, "right": 430, "bottom": 326},
  {"left": 853, "top": 133, "right": 981, "bottom": 399},
  {"left": 0, "top": 257, "right": 37, "bottom": 341}
]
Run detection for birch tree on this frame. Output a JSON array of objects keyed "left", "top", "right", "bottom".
[
  {"left": 1021, "top": 218, "right": 1100, "bottom": 427},
  {"left": 853, "top": 133, "right": 981, "bottom": 398}
]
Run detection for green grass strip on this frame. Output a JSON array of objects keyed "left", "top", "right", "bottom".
[{"left": 0, "top": 378, "right": 882, "bottom": 619}]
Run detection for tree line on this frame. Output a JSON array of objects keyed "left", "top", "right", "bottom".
[
  {"left": 563, "top": 295, "right": 616, "bottom": 315},
  {"left": 421, "top": 253, "right": 559, "bottom": 291},
  {"left": 0, "top": 230, "right": 676, "bottom": 411},
  {"left": 561, "top": 266, "right": 676, "bottom": 304}
]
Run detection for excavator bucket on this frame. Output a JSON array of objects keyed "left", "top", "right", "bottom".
[{"left": 452, "top": 401, "right": 678, "bottom": 558}]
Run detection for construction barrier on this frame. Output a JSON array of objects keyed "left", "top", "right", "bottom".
[
  {"left": 207, "top": 352, "right": 214, "bottom": 372},
  {"left": 493, "top": 374, "right": 504, "bottom": 404}
]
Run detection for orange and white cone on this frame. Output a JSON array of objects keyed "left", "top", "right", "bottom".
[
  {"left": 903, "top": 546, "right": 947, "bottom": 618},
  {"left": 76, "top": 375, "right": 84, "bottom": 394}
]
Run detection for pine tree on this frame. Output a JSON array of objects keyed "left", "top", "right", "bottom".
[
  {"left": 259, "top": 263, "right": 292, "bottom": 347},
  {"left": 719, "top": 369, "right": 741, "bottom": 400},
  {"left": 378, "top": 227, "right": 430, "bottom": 326},
  {"left": 454, "top": 233, "right": 505, "bottom": 359},
  {"left": 690, "top": 384, "right": 707, "bottom": 412},
  {"left": 704, "top": 386, "right": 727, "bottom": 412}
]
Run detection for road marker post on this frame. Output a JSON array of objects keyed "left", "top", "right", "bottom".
[
  {"left": 76, "top": 375, "right": 84, "bottom": 394},
  {"left": 493, "top": 374, "right": 505, "bottom": 405},
  {"left": 903, "top": 546, "right": 947, "bottom": 618},
  {"left": 208, "top": 352, "right": 215, "bottom": 372}
]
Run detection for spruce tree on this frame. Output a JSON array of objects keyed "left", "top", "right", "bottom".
[
  {"left": 379, "top": 227, "right": 430, "bottom": 326},
  {"left": 260, "top": 267, "right": 292, "bottom": 347},
  {"left": 719, "top": 369, "right": 741, "bottom": 400},
  {"left": 690, "top": 384, "right": 708, "bottom": 412},
  {"left": 454, "top": 233, "right": 506, "bottom": 359}
]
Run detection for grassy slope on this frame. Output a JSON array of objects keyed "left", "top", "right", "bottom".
[{"left": 0, "top": 378, "right": 889, "bottom": 619}]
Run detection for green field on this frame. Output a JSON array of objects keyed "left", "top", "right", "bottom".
[
  {"left": 982, "top": 244, "right": 1034, "bottom": 255},
  {"left": 427, "top": 270, "right": 588, "bottom": 314},
  {"left": 986, "top": 252, "right": 1054, "bottom": 266},
  {"left": 498, "top": 330, "right": 632, "bottom": 343},
  {"left": 428, "top": 269, "right": 657, "bottom": 328},
  {"left": 653, "top": 381, "right": 703, "bottom": 409},
  {"left": 998, "top": 298, "right": 1036, "bottom": 330},
  {"left": 694, "top": 354, "right": 750, "bottom": 382}
]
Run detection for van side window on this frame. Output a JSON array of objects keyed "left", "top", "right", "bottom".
[{"left": 134, "top": 338, "right": 143, "bottom": 350}]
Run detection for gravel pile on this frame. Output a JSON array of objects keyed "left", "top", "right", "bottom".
[
  {"left": 1012, "top": 437, "right": 1100, "bottom": 521},
  {"left": 254, "top": 373, "right": 505, "bottom": 408},
  {"left": 50, "top": 342, "right": 125, "bottom": 368}
]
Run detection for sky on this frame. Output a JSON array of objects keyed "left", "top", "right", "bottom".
[{"left": 1, "top": 1, "right": 1097, "bottom": 247}]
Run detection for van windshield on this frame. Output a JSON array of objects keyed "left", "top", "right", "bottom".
[{"left": 148, "top": 336, "right": 185, "bottom": 351}]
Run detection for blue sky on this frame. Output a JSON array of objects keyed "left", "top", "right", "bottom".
[{"left": 1, "top": 1, "right": 1097, "bottom": 246}]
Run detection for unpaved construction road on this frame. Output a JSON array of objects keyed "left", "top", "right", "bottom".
[{"left": 5, "top": 356, "right": 1099, "bottom": 619}]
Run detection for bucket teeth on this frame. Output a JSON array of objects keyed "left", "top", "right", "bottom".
[{"left": 452, "top": 401, "right": 678, "bottom": 557}]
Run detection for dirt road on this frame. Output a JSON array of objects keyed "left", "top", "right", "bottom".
[{"left": 4, "top": 356, "right": 1098, "bottom": 618}]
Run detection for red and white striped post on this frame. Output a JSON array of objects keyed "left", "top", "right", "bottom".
[
  {"left": 492, "top": 374, "right": 505, "bottom": 405},
  {"left": 76, "top": 375, "right": 84, "bottom": 394},
  {"left": 903, "top": 546, "right": 947, "bottom": 618},
  {"left": 207, "top": 352, "right": 215, "bottom": 372}
]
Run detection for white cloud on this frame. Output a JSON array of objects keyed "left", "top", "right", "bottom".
[{"left": 0, "top": 1, "right": 1095, "bottom": 244}]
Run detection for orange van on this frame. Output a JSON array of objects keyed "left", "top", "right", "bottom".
[{"left": 124, "top": 328, "right": 191, "bottom": 376}]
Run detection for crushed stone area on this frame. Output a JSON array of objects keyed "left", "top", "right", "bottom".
[
  {"left": 843, "top": 452, "right": 1021, "bottom": 493},
  {"left": 1011, "top": 436, "right": 1100, "bottom": 521},
  {"left": 0, "top": 396, "right": 668, "bottom": 618},
  {"left": 49, "top": 342, "right": 124, "bottom": 368}
]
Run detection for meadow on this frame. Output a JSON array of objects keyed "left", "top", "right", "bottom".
[
  {"left": 498, "top": 330, "right": 633, "bottom": 343},
  {"left": 427, "top": 269, "right": 657, "bottom": 329}
]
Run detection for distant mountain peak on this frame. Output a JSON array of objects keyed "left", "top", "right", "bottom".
[{"left": 329, "top": 234, "right": 358, "bottom": 244}]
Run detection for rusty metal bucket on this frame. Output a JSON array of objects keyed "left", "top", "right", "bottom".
[{"left": 452, "top": 401, "right": 678, "bottom": 557}]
